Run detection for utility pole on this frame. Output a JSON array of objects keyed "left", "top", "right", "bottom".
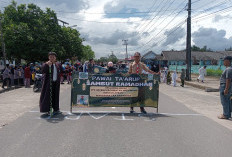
[
  {"left": 122, "top": 39, "right": 128, "bottom": 61},
  {"left": 0, "top": 17, "right": 6, "bottom": 67},
  {"left": 186, "top": 0, "right": 191, "bottom": 81}
]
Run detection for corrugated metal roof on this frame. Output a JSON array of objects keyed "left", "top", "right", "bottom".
[{"left": 162, "top": 51, "right": 232, "bottom": 61}]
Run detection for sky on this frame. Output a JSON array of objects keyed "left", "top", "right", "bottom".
[{"left": 0, "top": 0, "right": 232, "bottom": 59}]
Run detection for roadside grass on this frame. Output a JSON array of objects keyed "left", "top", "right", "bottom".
[{"left": 207, "top": 69, "right": 223, "bottom": 76}]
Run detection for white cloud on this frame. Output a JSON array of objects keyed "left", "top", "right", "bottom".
[
  {"left": 1, "top": 0, "right": 232, "bottom": 58},
  {"left": 192, "top": 27, "right": 232, "bottom": 51}
]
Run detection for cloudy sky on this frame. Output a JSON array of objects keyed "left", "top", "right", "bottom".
[{"left": 0, "top": 0, "right": 232, "bottom": 58}]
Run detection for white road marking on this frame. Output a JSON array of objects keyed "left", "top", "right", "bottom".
[
  {"left": 88, "top": 112, "right": 110, "bottom": 120},
  {"left": 114, "top": 113, "right": 134, "bottom": 121},
  {"left": 31, "top": 110, "right": 203, "bottom": 121},
  {"left": 30, "top": 110, "right": 121, "bottom": 113},
  {"left": 65, "top": 112, "right": 83, "bottom": 120},
  {"left": 30, "top": 110, "right": 202, "bottom": 116}
]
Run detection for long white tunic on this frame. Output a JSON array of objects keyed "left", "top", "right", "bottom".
[
  {"left": 172, "top": 71, "right": 178, "bottom": 86},
  {"left": 198, "top": 67, "right": 207, "bottom": 80}
]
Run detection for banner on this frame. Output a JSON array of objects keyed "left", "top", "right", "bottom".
[{"left": 71, "top": 72, "right": 159, "bottom": 108}]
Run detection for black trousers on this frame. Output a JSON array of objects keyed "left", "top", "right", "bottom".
[
  {"left": 181, "top": 79, "right": 185, "bottom": 87},
  {"left": 2, "top": 78, "right": 11, "bottom": 88},
  {"left": 52, "top": 81, "right": 59, "bottom": 111}
]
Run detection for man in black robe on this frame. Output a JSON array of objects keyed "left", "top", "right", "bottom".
[
  {"left": 88, "top": 58, "right": 94, "bottom": 74},
  {"left": 39, "top": 52, "right": 63, "bottom": 114}
]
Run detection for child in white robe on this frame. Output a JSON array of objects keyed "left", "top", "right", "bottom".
[{"left": 172, "top": 71, "right": 178, "bottom": 87}]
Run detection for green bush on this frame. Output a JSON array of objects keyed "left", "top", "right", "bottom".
[{"left": 206, "top": 69, "right": 223, "bottom": 76}]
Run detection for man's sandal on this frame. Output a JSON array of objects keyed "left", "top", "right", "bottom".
[{"left": 217, "top": 114, "right": 228, "bottom": 119}]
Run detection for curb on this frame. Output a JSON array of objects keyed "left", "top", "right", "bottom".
[{"left": 176, "top": 79, "right": 219, "bottom": 92}]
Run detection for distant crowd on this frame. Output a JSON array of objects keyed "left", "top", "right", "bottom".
[{"left": 1, "top": 58, "right": 161, "bottom": 89}]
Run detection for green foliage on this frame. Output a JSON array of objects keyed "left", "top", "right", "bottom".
[
  {"left": 225, "top": 47, "right": 232, "bottom": 51},
  {"left": 82, "top": 45, "right": 95, "bottom": 61},
  {"left": 206, "top": 69, "right": 223, "bottom": 76},
  {"left": 97, "top": 53, "right": 118, "bottom": 64},
  {"left": 108, "top": 53, "right": 118, "bottom": 63},
  {"left": 191, "top": 45, "right": 213, "bottom": 52},
  {"left": 1, "top": 1, "right": 95, "bottom": 62},
  {"left": 98, "top": 57, "right": 108, "bottom": 63}
]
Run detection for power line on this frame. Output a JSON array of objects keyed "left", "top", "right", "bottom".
[
  {"left": 55, "top": 8, "right": 179, "bottom": 15},
  {"left": 142, "top": 0, "right": 178, "bottom": 33},
  {"left": 136, "top": 0, "right": 169, "bottom": 32},
  {"left": 137, "top": 1, "right": 232, "bottom": 53},
  {"left": 132, "top": 6, "right": 187, "bottom": 52},
  {"left": 57, "top": 16, "right": 141, "bottom": 23},
  {"left": 133, "top": 0, "right": 186, "bottom": 48},
  {"left": 141, "top": 2, "right": 232, "bottom": 53},
  {"left": 191, "top": 0, "right": 202, "bottom": 4},
  {"left": 137, "top": 0, "right": 170, "bottom": 32},
  {"left": 192, "top": 5, "right": 232, "bottom": 21},
  {"left": 121, "top": 0, "right": 187, "bottom": 52},
  {"left": 141, "top": 18, "right": 187, "bottom": 53},
  {"left": 192, "top": 0, "right": 229, "bottom": 14},
  {"left": 192, "top": 8, "right": 232, "bottom": 22},
  {"left": 143, "top": 0, "right": 186, "bottom": 34},
  {"left": 135, "top": 0, "right": 160, "bottom": 31},
  {"left": 141, "top": 21, "right": 187, "bottom": 53}
]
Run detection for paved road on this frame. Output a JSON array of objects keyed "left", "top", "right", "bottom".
[{"left": 0, "top": 85, "right": 232, "bottom": 157}]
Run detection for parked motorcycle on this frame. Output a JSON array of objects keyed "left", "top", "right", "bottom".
[{"left": 33, "top": 73, "right": 42, "bottom": 92}]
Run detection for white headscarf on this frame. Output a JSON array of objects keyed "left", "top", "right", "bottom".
[{"left": 108, "top": 61, "right": 113, "bottom": 67}]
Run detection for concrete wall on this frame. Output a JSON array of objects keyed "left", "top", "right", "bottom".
[{"left": 169, "top": 65, "right": 226, "bottom": 74}]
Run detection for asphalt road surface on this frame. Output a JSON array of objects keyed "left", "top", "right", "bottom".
[{"left": 0, "top": 86, "right": 232, "bottom": 157}]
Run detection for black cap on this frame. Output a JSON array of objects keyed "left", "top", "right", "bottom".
[
  {"left": 48, "top": 52, "right": 57, "bottom": 56},
  {"left": 223, "top": 56, "right": 232, "bottom": 61}
]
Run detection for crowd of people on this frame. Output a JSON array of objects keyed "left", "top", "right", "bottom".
[
  {"left": 2, "top": 52, "right": 231, "bottom": 119},
  {"left": 1, "top": 63, "right": 41, "bottom": 89},
  {"left": 1, "top": 59, "right": 105, "bottom": 89},
  {"left": 160, "top": 67, "right": 185, "bottom": 87}
]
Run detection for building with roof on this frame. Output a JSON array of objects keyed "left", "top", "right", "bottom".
[
  {"left": 141, "top": 51, "right": 164, "bottom": 66},
  {"left": 161, "top": 50, "right": 232, "bottom": 66}
]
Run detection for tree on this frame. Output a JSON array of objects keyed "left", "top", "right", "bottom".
[
  {"left": 108, "top": 52, "right": 118, "bottom": 63},
  {"left": 98, "top": 57, "right": 108, "bottom": 63},
  {"left": 81, "top": 45, "right": 95, "bottom": 61},
  {"left": 191, "top": 45, "right": 213, "bottom": 52},
  {"left": 60, "top": 27, "right": 83, "bottom": 61},
  {"left": 191, "top": 45, "right": 201, "bottom": 51},
  {"left": 2, "top": 2, "right": 63, "bottom": 62},
  {"left": 1, "top": 1, "right": 95, "bottom": 63},
  {"left": 225, "top": 47, "right": 232, "bottom": 51}
]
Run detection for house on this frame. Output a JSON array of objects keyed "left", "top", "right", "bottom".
[
  {"left": 161, "top": 51, "right": 232, "bottom": 66},
  {"left": 141, "top": 51, "right": 164, "bottom": 66}
]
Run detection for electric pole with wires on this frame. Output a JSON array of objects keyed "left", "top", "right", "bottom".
[{"left": 186, "top": 0, "right": 191, "bottom": 81}]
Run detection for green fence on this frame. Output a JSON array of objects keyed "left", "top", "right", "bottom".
[
  {"left": 70, "top": 72, "right": 160, "bottom": 112},
  {"left": 169, "top": 65, "right": 226, "bottom": 74}
]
